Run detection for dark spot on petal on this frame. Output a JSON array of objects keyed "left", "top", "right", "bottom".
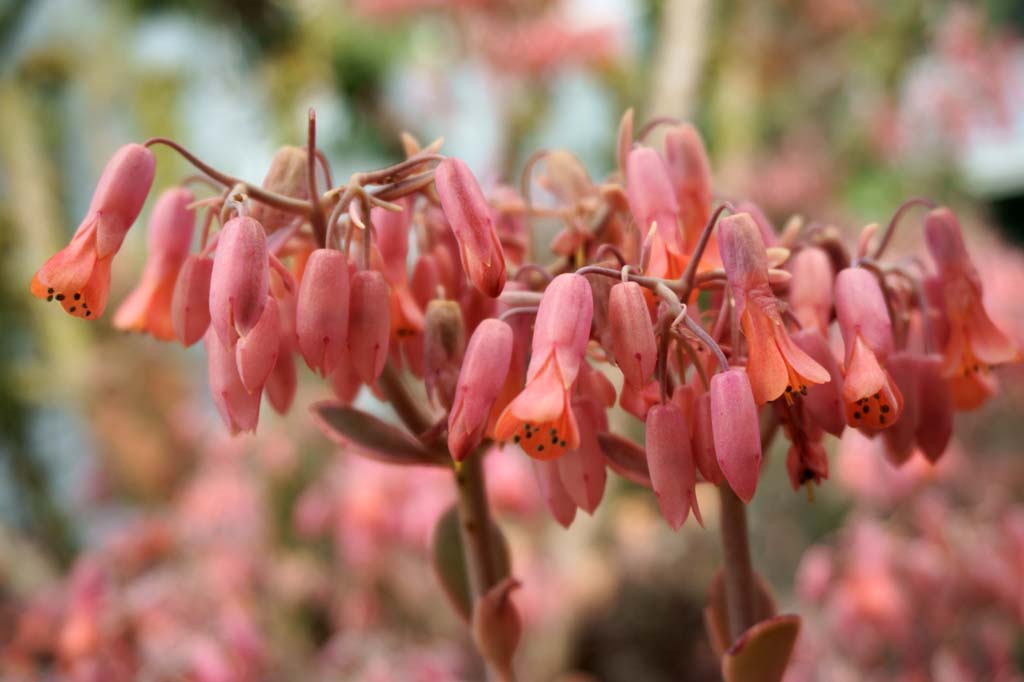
[
  {"left": 785, "top": 385, "right": 793, "bottom": 393},
  {"left": 853, "top": 412, "right": 861, "bottom": 420},
  {"left": 879, "top": 416, "right": 886, "bottom": 425},
  {"left": 863, "top": 405, "right": 870, "bottom": 413},
  {"left": 537, "top": 444, "right": 544, "bottom": 452},
  {"left": 73, "top": 293, "right": 80, "bottom": 301},
  {"left": 874, "top": 393, "right": 881, "bottom": 399},
  {"left": 513, "top": 435, "right": 520, "bottom": 443},
  {"left": 69, "top": 306, "right": 76, "bottom": 313},
  {"left": 881, "top": 405, "right": 890, "bottom": 413},
  {"left": 47, "top": 288, "right": 54, "bottom": 294},
  {"left": 55, "top": 294, "right": 65, "bottom": 301},
  {"left": 46, "top": 296, "right": 53, "bottom": 302},
  {"left": 551, "top": 437, "right": 558, "bottom": 445},
  {"left": 560, "top": 440, "right": 566, "bottom": 447},
  {"left": 85, "top": 311, "right": 91, "bottom": 317}
]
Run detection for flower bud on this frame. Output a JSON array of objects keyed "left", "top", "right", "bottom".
[
  {"left": 692, "top": 392, "right": 723, "bottom": 485},
  {"left": 204, "top": 328, "right": 260, "bottom": 434},
  {"left": 914, "top": 354, "right": 953, "bottom": 462},
  {"left": 235, "top": 295, "right": 281, "bottom": 394},
  {"left": 663, "top": 124, "right": 712, "bottom": 248},
  {"left": 249, "top": 146, "right": 309, "bottom": 233},
  {"left": 209, "top": 216, "right": 269, "bottom": 348},
  {"left": 626, "top": 147, "right": 680, "bottom": 242},
  {"left": 609, "top": 281, "right": 657, "bottom": 389},
  {"left": 557, "top": 403, "right": 607, "bottom": 514},
  {"left": 448, "top": 319, "right": 514, "bottom": 461},
  {"left": 435, "top": 157, "right": 507, "bottom": 297},
  {"left": 296, "top": 249, "right": 350, "bottom": 376},
  {"left": 114, "top": 187, "right": 196, "bottom": 339},
  {"left": 530, "top": 273, "right": 593, "bottom": 383},
  {"left": 423, "top": 300, "right": 466, "bottom": 409},
  {"left": 881, "top": 353, "right": 920, "bottom": 466},
  {"left": 90, "top": 143, "right": 157, "bottom": 258},
  {"left": 791, "top": 329, "right": 846, "bottom": 437},
  {"left": 788, "top": 247, "right": 833, "bottom": 334},
  {"left": 373, "top": 197, "right": 412, "bottom": 285},
  {"left": 711, "top": 369, "right": 762, "bottom": 503},
  {"left": 532, "top": 459, "right": 576, "bottom": 527},
  {"left": 348, "top": 270, "right": 391, "bottom": 384},
  {"left": 266, "top": 345, "right": 297, "bottom": 414},
  {"left": 733, "top": 200, "right": 776, "bottom": 248},
  {"left": 172, "top": 254, "right": 214, "bottom": 346},
  {"left": 472, "top": 577, "right": 522, "bottom": 680},
  {"left": 835, "top": 267, "right": 893, "bottom": 363},
  {"left": 645, "top": 403, "right": 702, "bottom": 529}
]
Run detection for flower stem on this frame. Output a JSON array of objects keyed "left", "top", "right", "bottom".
[{"left": 718, "top": 412, "right": 778, "bottom": 642}]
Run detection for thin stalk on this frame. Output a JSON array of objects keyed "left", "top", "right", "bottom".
[
  {"left": 307, "top": 110, "right": 328, "bottom": 248},
  {"left": 871, "top": 197, "right": 936, "bottom": 260},
  {"left": 679, "top": 202, "right": 733, "bottom": 301}
]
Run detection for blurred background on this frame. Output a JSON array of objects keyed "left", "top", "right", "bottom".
[{"left": 1, "top": 0, "right": 1023, "bottom": 680}]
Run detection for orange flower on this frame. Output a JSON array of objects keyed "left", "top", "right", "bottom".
[
  {"left": 494, "top": 274, "right": 593, "bottom": 460},
  {"left": 924, "top": 207, "right": 1018, "bottom": 410},
  {"left": 719, "top": 213, "right": 830, "bottom": 405},
  {"left": 31, "top": 144, "right": 155, "bottom": 318}
]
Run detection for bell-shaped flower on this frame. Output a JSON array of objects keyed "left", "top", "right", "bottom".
[
  {"left": 786, "top": 434, "right": 829, "bottom": 491},
  {"left": 791, "top": 329, "right": 846, "bottom": 436},
  {"left": 914, "top": 354, "right": 954, "bottom": 462},
  {"left": 209, "top": 216, "right": 269, "bottom": 348},
  {"left": 692, "top": 391, "right": 723, "bottom": 485},
  {"left": 835, "top": 267, "right": 903, "bottom": 429},
  {"left": 788, "top": 246, "right": 834, "bottom": 335},
  {"left": 265, "top": 269, "right": 298, "bottom": 414},
  {"left": 114, "top": 188, "right": 196, "bottom": 339},
  {"left": 448, "top": 319, "right": 514, "bottom": 462},
  {"left": 235, "top": 295, "right": 280, "bottom": 394},
  {"left": 557, "top": 401, "right": 607, "bottom": 514},
  {"left": 532, "top": 460, "right": 576, "bottom": 527},
  {"left": 609, "top": 280, "right": 657, "bottom": 389},
  {"left": 171, "top": 254, "right": 214, "bottom": 346},
  {"left": 626, "top": 146, "right": 684, "bottom": 278},
  {"left": 494, "top": 273, "right": 593, "bottom": 460},
  {"left": 710, "top": 369, "right": 762, "bottom": 503},
  {"left": 348, "top": 270, "right": 391, "bottom": 384},
  {"left": 645, "top": 402, "right": 702, "bottom": 529},
  {"left": 720, "top": 213, "right": 830, "bottom": 404},
  {"left": 879, "top": 352, "right": 921, "bottom": 466},
  {"left": 204, "top": 328, "right": 260, "bottom": 434},
  {"left": 32, "top": 143, "right": 156, "bottom": 318},
  {"left": 924, "top": 207, "right": 1018, "bottom": 409},
  {"left": 663, "top": 124, "right": 714, "bottom": 254},
  {"left": 435, "top": 157, "right": 507, "bottom": 297},
  {"left": 296, "top": 248, "right": 349, "bottom": 376}
]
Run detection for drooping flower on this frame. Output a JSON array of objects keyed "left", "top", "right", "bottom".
[
  {"left": 719, "top": 213, "right": 830, "bottom": 404},
  {"left": 557, "top": 401, "right": 607, "bottom": 514},
  {"left": 710, "top": 368, "right": 762, "bottom": 503},
  {"left": 296, "top": 248, "right": 350, "bottom": 376},
  {"left": 348, "top": 270, "right": 391, "bottom": 384},
  {"left": 204, "top": 328, "right": 261, "bottom": 434},
  {"left": 435, "top": 157, "right": 507, "bottom": 297},
  {"left": 791, "top": 329, "right": 846, "bottom": 437},
  {"left": 235, "top": 295, "right": 281, "bottom": 394},
  {"left": 691, "top": 391, "right": 723, "bottom": 485},
  {"left": 448, "top": 319, "right": 514, "bottom": 462},
  {"left": 608, "top": 280, "right": 657, "bottom": 389},
  {"left": 423, "top": 300, "right": 466, "bottom": 409},
  {"left": 209, "top": 216, "right": 270, "bottom": 349},
  {"left": 626, "top": 146, "right": 685, "bottom": 278},
  {"left": 31, "top": 143, "right": 156, "bottom": 318},
  {"left": 924, "top": 207, "right": 1018, "bottom": 409},
  {"left": 494, "top": 273, "right": 593, "bottom": 460},
  {"left": 663, "top": 123, "right": 715, "bottom": 255},
  {"left": 113, "top": 188, "right": 196, "bottom": 339},
  {"left": 788, "top": 246, "right": 834, "bottom": 335},
  {"left": 834, "top": 267, "right": 903, "bottom": 429},
  {"left": 645, "top": 402, "right": 702, "bottom": 529},
  {"left": 171, "top": 254, "right": 214, "bottom": 347}
]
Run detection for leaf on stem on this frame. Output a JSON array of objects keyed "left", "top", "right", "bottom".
[
  {"left": 310, "top": 401, "right": 449, "bottom": 467},
  {"left": 430, "top": 504, "right": 511, "bottom": 622},
  {"left": 596, "top": 432, "right": 652, "bottom": 488},
  {"left": 721, "top": 614, "right": 801, "bottom": 682}
]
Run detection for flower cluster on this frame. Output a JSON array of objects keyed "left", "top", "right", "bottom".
[{"left": 32, "top": 110, "right": 1019, "bottom": 678}]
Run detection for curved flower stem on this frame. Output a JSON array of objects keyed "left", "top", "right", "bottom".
[
  {"left": 678, "top": 202, "right": 733, "bottom": 301},
  {"left": 719, "top": 412, "right": 779, "bottom": 642},
  {"left": 144, "top": 137, "right": 312, "bottom": 215},
  {"left": 307, "top": 110, "right": 328, "bottom": 248},
  {"left": 871, "top": 197, "right": 936, "bottom": 260}
]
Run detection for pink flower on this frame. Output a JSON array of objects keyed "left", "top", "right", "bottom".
[
  {"left": 435, "top": 157, "right": 507, "bottom": 297},
  {"left": 645, "top": 402, "right": 702, "bottom": 529},
  {"left": 663, "top": 124, "right": 714, "bottom": 254},
  {"left": 608, "top": 280, "right": 657, "bottom": 389},
  {"left": 692, "top": 391, "right": 723, "bottom": 485},
  {"left": 204, "top": 328, "right": 261, "bottom": 434},
  {"left": 448, "top": 319, "right": 514, "bottom": 461},
  {"left": 531, "top": 459, "right": 576, "bottom": 528},
  {"left": 494, "top": 273, "right": 593, "bottom": 460},
  {"left": 296, "top": 248, "right": 350, "bottom": 376},
  {"left": 171, "top": 254, "right": 214, "bottom": 346},
  {"left": 423, "top": 300, "right": 466, "bottom": 409},
  {"left": 834, "top": 267, "right": 902, "bottom": 429},
  {"left": 626, "top": 146, "right": 684, "bottom": 278},
  {"left": 113, "top": 187, "right": 196, "bottom": 339},
  {"left": 32, "top": 143, "right": 156, "bottom": 318},
  {"left": 710, "top": 369, "right": 762, "bottom": 502},
  {"left": 788, "top": 246, "right": 834, "bottom": 335},
  {"left": 347, "top": 270, "right": 391, "bottom": 384},
  {"left": 791, "top": 329, "right": 846, "bottom": 437},
  {"left": 556, "top": 402, "right": 607, "bottom": 514},
  {"left": 235, "top": 295, "right": 280, "bottom": 394},
  {"left": 209, "top": 216, "right": 270, "bottom": 348}
]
